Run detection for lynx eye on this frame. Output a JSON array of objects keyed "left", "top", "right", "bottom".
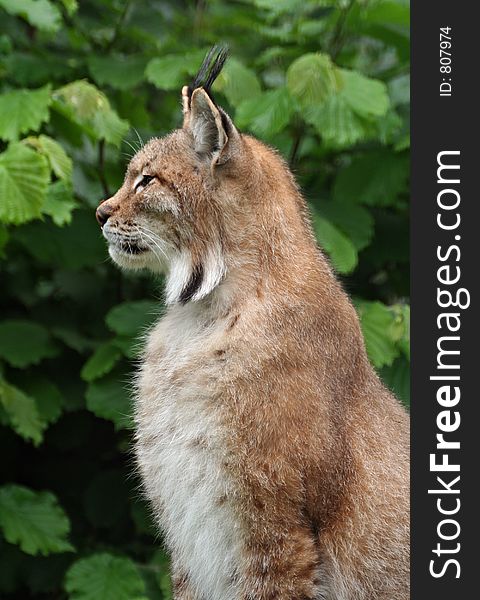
[{"left": 134, "top": 174, "right": 156, "bottom": 193}]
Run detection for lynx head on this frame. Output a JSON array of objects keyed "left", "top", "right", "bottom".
[{"left": 97, "top": 47, "right": 305, "bottom": 305}]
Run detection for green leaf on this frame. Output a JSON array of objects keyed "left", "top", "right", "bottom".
[
  {"left": 363, "top": 0, "right": 410, "bottom": 26},
  {"left": 22, "top": 378, "right": 63, "bottom": 427},
  {"left": 81, "top": 342, "right": 122, "bottom": 382},
  {"left": 340, "top": 69, "right": 389, "bottom": 119},
  {"left": 4, "top": 52, "right": 72, "bottom": 87},
  {"left": 236, "top": 88, "right": 295, "bottom": 138},
  {"left": 0, "top": 378, "right": 44, "bottom": 444},
  {"left": 316, "top": 201, "right": 374, "bottom": 251},
  {"left": 311, "top": 211, "right": 357, "bottom": 274},
  {"left": 0, "top": 142, "right": 50, "bottom": 224},
  {"left": 213, "top": 58, "right": 261, "bottom": 107},
  {"left": 357, "top": 301, "right": 399, "bottom": 368},
  {"left": 0, "top": 320, "right": 57, "bottom": 368},
  {"left": 376, "top": 108, "right": 404, "bottom": 144},
  {"left": 380, "top": 356, "right": 410, "bottom": 407},
  {"left": 52, "top": 81, "right": 129, "bottom": 147},
  {"left": 305, "top": 95, "right": 370, "bottom": 148},
  {"left": 0, "top": 86, "right": 51, "bottom": 142},
  {"left": 0, "top": 0, "right": 61, "bottom": 32},
  {"left": 145, "top": 55, "right": 190, "bottom": 91},
  {"left": 65, "top": 553, "right": 147, "bottom": 600},
  {"left": 0, "top": 485, "right": 73, "bottom": 555},
  {"left": 303, "top": 68, "right": 389, "bottom": 147},
  {"left": 145, "top": 49, "right": 207, "bottom": 91},
  {"left": 286, "top": 53, "right": 341, "bottom": 108},
  {"left": 42, "top": 181, "right": 76, "bottom": 226},
  {"left": 334, "top": 151, "right": 409, "bottom": 207},
  {"left": 88, "top": 55, "right": 147, "bottom": 91},
  {"left": 24, "top": 135, "right": 72, "bottom": 180},
  {"left": 105, "top": 300, "right": 159, "bottom": 338},
  {"left": 85, "top": 373, "right": 132, "bottom": 430}
]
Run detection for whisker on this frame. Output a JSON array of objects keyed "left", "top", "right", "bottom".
[
  {"left": 134, "top": 225, "right": 169, "bottom": 265},
  {"left": 142, "top": 235, "right": 168, "bottom": 262},
  {"left": 136, "top": 223, "right": 166, "bottom": 240},
  {"left": 137, "top": 233, "right": 164, "bottom": 266},
  {"left": 133, "top": 128, "right": 145, "bottom": 149},
  {"left": 123, "top": 139, "right": 139, "bottom": 156},
  {"left": 136, "top": 226, "right": 170, "bottom": 258}
]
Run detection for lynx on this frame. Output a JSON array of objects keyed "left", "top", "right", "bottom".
[{"left": 96, "top": 48, "right": 410, "bottom": 600}]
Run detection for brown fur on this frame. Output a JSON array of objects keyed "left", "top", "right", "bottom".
[{"left": 97, "top": 78, "right": 410, "bottom": 599}]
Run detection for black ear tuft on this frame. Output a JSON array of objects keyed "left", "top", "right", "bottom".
[{"left": 188, "top": 45, "right": 229, "bottom": 101}]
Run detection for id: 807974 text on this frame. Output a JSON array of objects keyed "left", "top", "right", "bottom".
[{"left": 439, "top": 27, "right": 452, "bottom": 97}]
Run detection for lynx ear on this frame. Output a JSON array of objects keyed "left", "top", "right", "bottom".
[
  {"left": 188, "top": 88, "right": 227, "bottom": 158},
  {"left": 182, "top": 46, "right": 240, "bottom": 164}
]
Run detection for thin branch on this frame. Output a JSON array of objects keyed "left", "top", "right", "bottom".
[
  {"left": 289, "top": 123, "right": 305, "bottom": 167},
  {"left": 59, "top": 5, "right": 104, "bottom": 51},
  {"left": 329, "top": 0, "right": 356, "bottom": 60},
  {"left": 98, "top": 140, "right": 110, "bottom": 199},
  {"left": 105, "top": 0, "right": 133, "bottom": 52}
]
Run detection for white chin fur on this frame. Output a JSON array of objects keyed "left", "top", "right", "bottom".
[
  {"left": 108, "top": 246, "right": 163, "bottom": 272},
  {"left": 192, "top": 244, "right": 226, "bottom": 302},
  {"left": 165, "top": 245, "right": 226, "bottom": 305},
  {"left": 108, "top": 242, "right": 226, "bottom": 304},
  {"left": 165, "top": 249, "right": 193, "bottom": 304}
]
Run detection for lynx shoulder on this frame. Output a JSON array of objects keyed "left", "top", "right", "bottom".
[{"left": 97, "top": 47, "right": 410, "bottom": 600}]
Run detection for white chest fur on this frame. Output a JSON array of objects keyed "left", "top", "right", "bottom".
[{"left": 134, "top": 305, "right": 242, "bottom": 600}]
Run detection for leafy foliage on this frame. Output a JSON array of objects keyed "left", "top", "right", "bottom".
[
  {"left": 0, "top": 0, "right": 409, "bottom": 597},
  {"left": 0, "top": 377, "right": 44, "bottom": 444},
  {"left": 25, "top": 135, "right": 73, "bottom": 181},
  {"left": 311, "top": 211, "right": 357, "bottom": 274},
  {"left": 0, "top": 143, "right": 50, "bottom": 224},
  {"left": 287, "top": 53, "right": 341, "bottom": 106},
  {"left": 85, "top": 372, "right": 133, "bottom": 430},
  {"left": 0, "top": 485, "right": 73, "bottom": 555},
  {"left": 0, "top": 320, "right": 57, "bottom": 368},
  {"left": 65, "top": 553, "right": 147, "bottom": 600},
  {"left": 0, "top": 0, "right": 62, "bottom": 32},
  {"left": 80, "top": 342, "right": 122, "bottom": 383},
  {"left": 236, "top": 87, "right": 295, "bottom": 138},
  {"left": 105, "top": 300, "right": 159, "bottom": 338},
  {"left": 0, "top": 86, "right": 51, "bottom": 141},
  {"left": 146, "top": 50, "right": 206, "bottom": 91},
  {"left": 52, "top": 81, "right": 129, "bottom": 147}
]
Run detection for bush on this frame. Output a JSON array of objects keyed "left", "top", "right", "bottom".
[{"left": 0, "top": 1, "right": 410, "bottom": 597}]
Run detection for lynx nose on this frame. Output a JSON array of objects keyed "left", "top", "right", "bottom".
[{"left": 96, "top": 202, "right": 113, "bottom": 227}]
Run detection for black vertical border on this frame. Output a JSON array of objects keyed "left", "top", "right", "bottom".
[{"left": 411, "top": 1, "right": 479, "bottom": 597}]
